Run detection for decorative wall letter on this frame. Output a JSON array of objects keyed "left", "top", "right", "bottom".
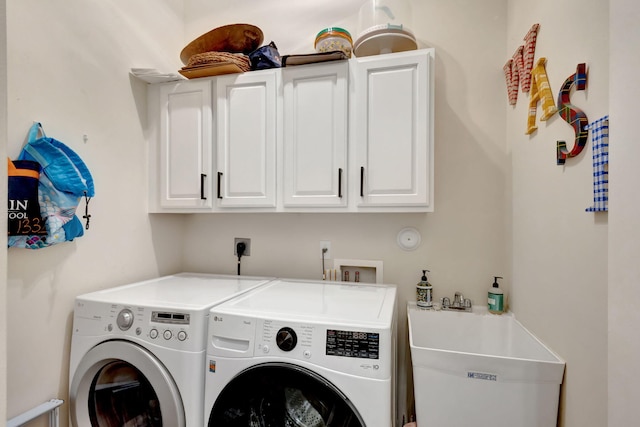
[
  {"left": 556, "top": 63, "right": 588, "bottom": 164},
  {"left": 520, "top": 24, "right": 540, "bottom": 93},
  {"left": 503, "top": 61, "right": 516, "bottom": 104},
  {"left": 526, "top": 57, "right": 557, "bottom": 135},
  {"left": 503, "top": 59, "right": 517, "bottom": 105},
  {"left": 503, "top": 24, "right": 539, "bottom": 105},
  {"left": 585, "top": 116, "right": 609, "bottom": 212},
  {"left": 503, "top": 46, "right": 524, "bottom": 105}
]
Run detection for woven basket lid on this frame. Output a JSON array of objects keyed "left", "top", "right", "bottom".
[{"left": 180, "top": 23, "right": 263, "bottom": 65}]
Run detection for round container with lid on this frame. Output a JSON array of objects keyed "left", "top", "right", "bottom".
[
  {"left": 354, "top": 0, "right": 417, "bottom": 57},
  {"left": 314, "top": 27, "right": 353, "bottom": 58}
]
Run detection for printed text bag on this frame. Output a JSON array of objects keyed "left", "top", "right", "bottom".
[
  {"left": 7, "top": 158, "right": 47, "bottom": 236},
  {"left": 8, "top": 123, "right": 95, "bottom": 249}
]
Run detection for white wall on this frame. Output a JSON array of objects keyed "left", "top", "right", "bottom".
[
  {"left": 182, "top": 0, "right": 509, "bottom": 421},
  {"left": 608, "top": 0, "right": 640, "bottom": 425},
  {"left": 507, "top": 0, "right": 609, "bottom": 426},
  {"left": 5, "top": 1, "right": 187, "bottom": 424}
]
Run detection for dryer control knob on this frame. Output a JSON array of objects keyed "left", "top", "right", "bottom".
[
  {"left": 150, "top": 329, "right": 159, "bottom": 339},
  {"left": 276, "top": 327, "right": 297, "bottom": 352},
  {"left": 177, "top": 331, "right": 187, "bottom": 341},
  {"left": 163, "top": 330, "right": 172, "bottom": 340},
  {"left": 117, "top": 309, "right": 134, "bottom": 331}
]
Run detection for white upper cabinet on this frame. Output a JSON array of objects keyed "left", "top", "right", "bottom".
[
  {"left": 281, "top": 62, "right": 348, "bottom": 208},
  {"left": 147, "top": 49, "right": 434, "bottom": 213},
  {"left": 152, "top": 80, "right": 213, "bottom": 210},
  {"left": 352, "top": 49, "right": 434, "bottom": 211},
  {"left": 215, "top": 71, "right": 277, "bottom": 208}
]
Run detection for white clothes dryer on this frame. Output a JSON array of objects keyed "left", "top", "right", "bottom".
[
  {"left": 203, "top": 278, "right": 398, "bottom": 427},
  {"left": 69, "top": 273, "right": 274, "bottom": 427}
]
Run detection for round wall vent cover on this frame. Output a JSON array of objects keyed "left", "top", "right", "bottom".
[{"left": 397, "top": 227, "right": 421, "bottom": 251}]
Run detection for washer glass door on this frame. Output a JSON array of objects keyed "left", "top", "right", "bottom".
[
  {"left": 70, "top": 340, "right": 185, "bottom": 427},
  {"left": 208, "top": 363, "right": 364, "bottom": 427}
]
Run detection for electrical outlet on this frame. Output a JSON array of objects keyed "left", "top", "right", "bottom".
[
  {"left": 320, "top": 240, "right": 331, "bottom": 259},
  {"left": 234, "top": 238, "right": 251, "bottom": 256}
]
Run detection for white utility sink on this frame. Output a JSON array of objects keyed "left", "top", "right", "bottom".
[{"left": 408, "top": 302, "right": 565, "bottom": 427}]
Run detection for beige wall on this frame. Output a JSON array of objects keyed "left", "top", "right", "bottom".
[
  {"left": 6, "top": 0, "right": 635, "bottom": 427},
  {"left": 182, "top": 0, "right": 509, "bottom": 422},
  {"left": 507, "top": 0, "right": 609, "bottom": 426},
  {"left": 608, "top": 0, "right": 640, "bottom": 425},
  {"left": 1, "top": 0, "right": 7, "bottom": 421},
  {"left": 5, "top": 1, "right": 187, "bottom": 424}
]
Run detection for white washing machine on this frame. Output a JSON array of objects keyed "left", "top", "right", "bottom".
[
  {"left": 68, "top": 272, "right": 274, "bottom": 427},
  {"left": 203, "top": 278, "right": 398, "bottom": 427}
]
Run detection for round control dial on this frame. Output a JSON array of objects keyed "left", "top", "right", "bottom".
[
  {"left": 276, "top": 327, "right": 297, "bottom": 352},
  {"left": 116, "top": 309, "right": 134, "bottom": 331}
]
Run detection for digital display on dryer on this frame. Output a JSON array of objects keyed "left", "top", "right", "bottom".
[
  {"left": 151, "top": 311, "right": 190, "bottom": 325},
  {"left": 326, "top": 330, "right": 379, "bottom": 359}
]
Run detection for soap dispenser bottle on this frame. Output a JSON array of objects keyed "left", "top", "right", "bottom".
[
  {"left": 488, "top": 276, "right": 504, "bottom": 314},
  {"left": 416, "top": 269, "right": 433, "bottom": 308}
]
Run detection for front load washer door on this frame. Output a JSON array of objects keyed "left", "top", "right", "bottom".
[
  {"left": 208, "top": 362, "right": 365, "bottom": 427},
  {"left": 70, "top": 340, "right": 185, "bottom": 427}
]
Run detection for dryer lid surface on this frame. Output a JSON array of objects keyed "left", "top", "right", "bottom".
[
  {"left": 76, "top": 273, "right": 274, "bottom": 310},
  {"left": 210, "top": 279, "right": 397, "bottom": 328}
]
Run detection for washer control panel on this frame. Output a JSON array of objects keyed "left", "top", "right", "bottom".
[
  {"left": 116, "top": 309, "right": 134, "bottom": 331},
  {"left": 326, "top": 330, "right": 379, "bottom": 359},
  {"left": 258, "top": 320, "right": 314, "bottom": 358},
  {"left": 208, "top": 314, "right": 391, "bottom": 379},
  {"left": 73, "top": 300, "right": 201, "bottom": 352},
  {"left": 276, "top": 327, "right": 298, "bottom": 352},
  {"left": 151, "top": 311, "right": 190, "bottom": 325},
  {"left": 148, "top": 311, "right": 190, "bottom": 342},
  {"left": 149, "top": 311, "right": 190, "bottom": 343},
  {"left": 147, "top": 328, "right": 188, "bottom": 342}
]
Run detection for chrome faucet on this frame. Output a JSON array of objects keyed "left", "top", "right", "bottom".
[
  {"left": 441, "top": 292, "right": 472, "bottom": 312},
  {"left": 453, "top": 292, "right": 464, "bottom": 307}
]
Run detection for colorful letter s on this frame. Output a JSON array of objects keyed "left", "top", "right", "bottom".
[{"left": 556, "top": 63, "right": 588, "bottom": 165}]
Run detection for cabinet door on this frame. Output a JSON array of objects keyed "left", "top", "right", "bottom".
[
  {"left": 216, "top": 71, "right": 277, "bottom": 208},
  {"left": 158, "top": 80, "right": 213, "bottom": 209},
  {"left": 282, "top": 62, "right": 348, "bottom": 207},
  {"left": 353, "top": 49, "right": 434, "bottom": 210}
]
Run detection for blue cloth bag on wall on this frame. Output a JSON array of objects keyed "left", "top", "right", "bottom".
[{"left": 8, "top": 123, "right": 95, "bottom": 249}]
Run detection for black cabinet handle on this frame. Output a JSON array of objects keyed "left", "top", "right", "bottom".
[
  {"left": 360, "top": 167, "right": 364, "bottom": 197},
  {"left": 200, "top": 174, "right": 207, "bottom": 200},
  {"left": 338, "top": 168, "right": 343, "bottom": 198},
  {"left": 217, "top": 172, "right": 223, "bottom": 199}
]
